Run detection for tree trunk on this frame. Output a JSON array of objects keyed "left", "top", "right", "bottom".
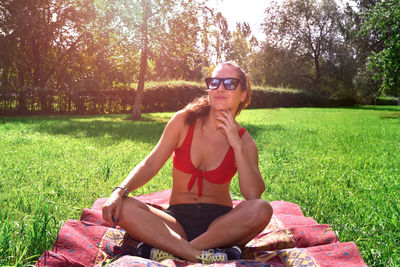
[
  {"left": 132, "top": 44, "right": 148, "bottom": 120},
  {"left": 15, "top": 63, "right": 26, "bottom": 113},
  {"left": 18, "top": 90, "right": 27, "bottom": 114},
  {"left": 314, "top": 56, "right": 321, "bottom": 91},
  {"left": 31, "top": 38, "right": 42, "bottom": 88},
  {"left": 132, "top": 0, "right": 150, "bottom": 120}
]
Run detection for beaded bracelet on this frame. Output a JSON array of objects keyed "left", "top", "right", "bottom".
[{"left": 112, "top": 186, "right": 129, "bottom": 198}]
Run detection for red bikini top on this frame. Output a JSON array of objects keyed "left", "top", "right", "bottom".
[{"left": 172, "top": 123, "right": 247, "bottom": 197}]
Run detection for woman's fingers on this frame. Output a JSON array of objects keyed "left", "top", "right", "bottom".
[
  {"left": 102, "top": 197, "right": 121, "bottom": 225},
  {"left": 220, "top": 109, "right": 235, "bottom": 123},
  {"left": 216, "top": 122, "right": 228, "bottom": 134},
  {"left": 216, "top": 110, "right": 242, "bottom": 148},
  {"left": 102, "top": 204, "right": 113, "bottom": 223},
  {"left": 114, "top": 201, "right": 122, "bottom": 225},
  {"left": 216, "top": 110, "right": 232, "bottom": 126}
]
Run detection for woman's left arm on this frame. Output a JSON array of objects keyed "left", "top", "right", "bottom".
[{"left": 217, "top": 110, "right": 265, "bottom": 200}]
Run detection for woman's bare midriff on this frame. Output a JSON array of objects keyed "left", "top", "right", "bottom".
[{"left": 169, "top": 167, "right": 233, "bottom": 207}]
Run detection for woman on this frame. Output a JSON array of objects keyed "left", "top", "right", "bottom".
[{"left": 102, "top": 62, "right": 273, "bottom": 264}]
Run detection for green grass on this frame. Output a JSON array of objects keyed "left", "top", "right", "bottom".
[{"left": 0, "top": 106, "right": 399, "bottom": 266}]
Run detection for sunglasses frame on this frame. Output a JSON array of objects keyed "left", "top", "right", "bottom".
[{"left": 205, "top": 77, "right": 241, "bottom": 91}]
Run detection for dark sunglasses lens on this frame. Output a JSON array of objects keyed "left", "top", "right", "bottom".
[
  {"left": 224, "top": 79, "right": 239, "bottom": 90},
  {"left": 208, "top": 78, "right": 220, "bottom": 89}
]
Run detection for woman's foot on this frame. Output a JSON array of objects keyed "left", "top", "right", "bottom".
[
  {"left": 136, "top": 242, "right": 178, "bottom": 262},
  {"left": 197, "top": 246, "right": 242, "bottom": 264},
  {"left": 137, "top": 242, "right": 242, "bottom": 263}
]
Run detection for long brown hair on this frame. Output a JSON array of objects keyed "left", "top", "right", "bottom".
[{"left": 184, "top": 62, "right": 252, "bottom": 125}]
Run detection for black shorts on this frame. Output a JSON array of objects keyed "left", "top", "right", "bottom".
[{"left": 165, "top": 203, "right": 233, "bottom": 241}]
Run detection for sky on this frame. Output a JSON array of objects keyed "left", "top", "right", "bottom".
[{"left": 206, "top": 0, "right": 280, "bottom": 41}]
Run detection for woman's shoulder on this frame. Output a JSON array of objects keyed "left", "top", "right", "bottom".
[
  {"left": 169, "top": 109, "right": 188, "bottom": 126},
  {"left": 164, "top": 110, "right": 190, "bottom": 138},
  {"left": 166, "top": 110, "right": 191, "bottom": 148}
]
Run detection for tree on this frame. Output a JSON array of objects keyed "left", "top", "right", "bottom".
[
  {"left": 1, "top": 0, "right": 263, "bottom": 115},
  {"left": 361, "top": 0, "right": 400, "bottom": 100},
  {"left": 0, "top": 0, "right": 101, "bottom": 112},
  {"left": 0, "top": 0, "right": 213, "bottom": 115},
  {"left": 109, "top": 0, "right": 208, "bottom": 119},
  {"left": 0, "top": 1, "right": 84, "bottom": 90},
  {"left": 153, "top": 2, "right": 204, "bottom": 81},
  {"left": 132, "top": 0, "right": 150, "bottom": 119},
  {"left": 342, "top": 0, "right": 382, "bottom": 64},
  {"left": 226, "top": 22, "right": 258, "bottom": 72},
  {"left": 262, "top": 0, "right": 343, "bottom": 93},
  {"left": 198, "top": 8, "right": 231, "bottom": 73},
  {"left": 210, "top": 12, "right": 232, "bottom": 63},
  {"left": 340, "top": 0, "right": 383, "bottom": 100},
  {"left": 0, "top": 2, "right": 122, "bottom": 84},
  {"left": 250, "top": 42, "right": 305, "bottom": 87}
]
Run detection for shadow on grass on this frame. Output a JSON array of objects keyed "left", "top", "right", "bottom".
[
  {"left": 0, "top": 113, "right": 287, "bottom": 144},
  {"left": 0, "top": 114, "right": 169, "bottom": 144},
  {"left": 343, "top": 105, "right": 400, "bottom": 112},
  {"left": 379, "top": 113, "right": 400, "bottom": 119},
  {"left": 240, "top": 123, "right": 286, "bottom": 138}
]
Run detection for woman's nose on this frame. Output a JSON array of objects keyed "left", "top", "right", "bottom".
[{"left": 216, "top": 81, "right": 225, "bottom": 91}]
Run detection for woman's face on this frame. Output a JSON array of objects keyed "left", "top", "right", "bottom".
[{"left": 208, "top": 65, "right": 247, "bottom": 115}]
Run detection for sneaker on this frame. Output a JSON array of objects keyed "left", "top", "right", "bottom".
[
  {"left": 197, "top": 246, "right": 242, "bottom": 264},
  {"left": 136, "top": 242, "right": 176, "bottom": 262}
]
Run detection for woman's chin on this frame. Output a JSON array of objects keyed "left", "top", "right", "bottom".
[{"left": 210, "top": 103, "right": 229, "bottom": 110}]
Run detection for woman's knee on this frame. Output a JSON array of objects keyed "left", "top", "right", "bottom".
[
  {"left": 118, "top": 197, "right": 147, "bottom": 225},
  {"left": 239, "top": 199, "right": 273, "bottom": 229}
]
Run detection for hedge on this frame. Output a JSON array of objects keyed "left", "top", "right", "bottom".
[
  {"left": 374, "top": 96, "right": 399, "bottom": 106},
  {"left": 0, "top": 81, "right": 353, "bottom": 115}
]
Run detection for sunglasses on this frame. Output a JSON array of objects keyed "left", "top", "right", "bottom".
[{"left": 205, "top": 77, "right": 241, "bottom": 90}]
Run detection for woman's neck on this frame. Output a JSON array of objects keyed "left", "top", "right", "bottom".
[{"left": 202, "top": 108, "right": 236, "bottom": 132}]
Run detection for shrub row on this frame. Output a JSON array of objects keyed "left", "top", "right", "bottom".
[
  {"left": 374, "top": 96, "right": 399, "bottom": 106},
  {"left": 248, "top": 87, "right": 354, "bottom": 108},
  {"left": 0, "top": 82, "right": 354, "bottom": 115}
]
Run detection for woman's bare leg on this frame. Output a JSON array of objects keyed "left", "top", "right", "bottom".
[
  {"left": 190, "top": 199, "right": 273, "bottom": 249},
  {"left": 118, "top": 197, "right": 202, "bottom": 261}
]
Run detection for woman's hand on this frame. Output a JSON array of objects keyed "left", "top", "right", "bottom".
[
  {"left": 102, "top": 190, "right": 124, "bottom": 225},
  {"left": 216, "top": 109, "right": 242, "bottom": 150}
]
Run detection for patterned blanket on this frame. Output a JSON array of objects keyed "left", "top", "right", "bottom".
[{"left": 36, "top": 190, "right": 367, "bottom": 266}]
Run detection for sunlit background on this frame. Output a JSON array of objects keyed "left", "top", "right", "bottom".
[
  {"left": 0, "top": 0, "right": 398, "bottom": 116},
  {"left": 0, "top": 0, "right": 399, "bottom": 266},
  {"left": 207, "top": 0, "right": 273, "bottom": 41}
]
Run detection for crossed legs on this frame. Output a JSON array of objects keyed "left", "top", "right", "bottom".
[{"left": 118, "top": 197, "right": 273, "bottom": 262}]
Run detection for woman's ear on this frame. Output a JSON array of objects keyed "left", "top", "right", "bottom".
[{"left": 240, "top": 90, "right": 247, "bottom": 103}]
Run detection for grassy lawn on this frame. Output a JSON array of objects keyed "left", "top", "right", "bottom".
[{"left": 0, "top": 106, "right": 399, "bottom": 266}]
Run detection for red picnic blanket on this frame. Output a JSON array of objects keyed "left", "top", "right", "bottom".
[{"left": 36, "top": 190, "right": 367, "bottom": 266}]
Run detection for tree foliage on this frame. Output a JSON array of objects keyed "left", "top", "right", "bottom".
[
  {"left": 1, "top": 0, "right": 399, "bottom": 114},
  {"left": 339, "top": 0, "right": 382, "bottom": 100},
  {"left": 226, "top": 22, "right": 258, "bottom": 72},
  {"left": 262, "top": 0, "right": 353, "bottom": 95},
  {"left": 361, "top": 0, "right": 400, "bottom": 97},
  {"left": 0, "top": 0, "right": 234, "bottom": 118},
  {"left": 1, "top": 1, "right": 89, "bottom": 88}
]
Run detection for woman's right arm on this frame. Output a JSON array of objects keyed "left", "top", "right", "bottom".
[{"left": 102, "top": 111, "right": 186, "bottom": 224}]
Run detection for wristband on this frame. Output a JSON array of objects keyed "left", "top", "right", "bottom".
[{"left": 113, "top": 186, "right": 129, "bottom": 198}]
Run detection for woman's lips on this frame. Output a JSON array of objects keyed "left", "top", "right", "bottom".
[{"left": 214, "top": 95, "right": 227, "bottom": 100}]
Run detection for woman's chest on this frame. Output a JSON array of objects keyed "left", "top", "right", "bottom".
[{"left": 190, "top": 130, "right": 231, "bottom": 172}]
